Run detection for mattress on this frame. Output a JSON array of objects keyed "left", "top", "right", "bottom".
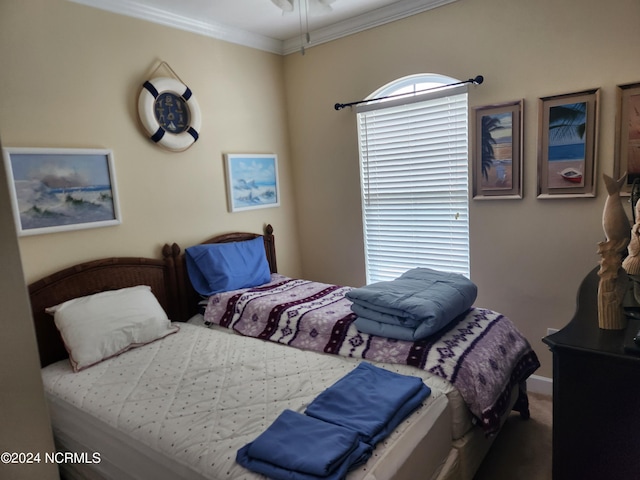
[
  {"left": 42, "top": 322, "right": 453, "bottom": 480},
  {"left": 189, "top": 314, "right": 475, "bottom": 441}
]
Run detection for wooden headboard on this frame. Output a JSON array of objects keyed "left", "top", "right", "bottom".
[
  {"left": 28, "top": 248, "right": 181, "bottom": 368},
  {"left": 169, "top": 224, "right": 277, "bottom": 322},
  {"left": 28, "top": 225, "right": 276, "bottom": 367}
]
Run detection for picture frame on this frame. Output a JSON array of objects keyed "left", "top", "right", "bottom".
[
  {"left": 472, "top": 100, "right": 523, "bottom": 200},
  {"left": 613, "top": 82, "right": 640, "bottom": 196},
  {"left": 537, "top": 89, "right": 599, "bottom": 199},
  {"left": 2, "top": 147, "right": 121, "bottom": 236},
  {"left": 224, "top": 153, "right": 280, "bottom": 212}
]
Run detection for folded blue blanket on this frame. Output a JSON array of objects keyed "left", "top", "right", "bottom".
[
  {"left": 354, "top": 312, "right": 468, "bottom": 341},
  {"left": 305, "top": 362, "right": 431, "bottom": 446},
  {"left": 236, "top": 409, "right": 371, "bottom": 480},
  {"left": 346, "top": 267, "right": 477, "bottom": 339},
  {"left": 350, "top": 302, "right": 423, "bottom": 328}
]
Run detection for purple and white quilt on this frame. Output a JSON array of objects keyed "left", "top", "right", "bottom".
[{"left": 203, "top": 274, "right": 540, "bottom": 434}]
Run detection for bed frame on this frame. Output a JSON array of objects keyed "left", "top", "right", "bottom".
[
  {"left": 27, "top": 223, "right": 515, "bottom": 480},
  {"left": 169, "top": 223, "right": 277, "bottom": 322},
  {"left": 28, "top": 224, "right": 464, "bottom": 480},
  {"left": 29, "top": 250, "right": 181, "bottom": 368},
  {"left": 29, "top": 226, "right": 276, "bottom": 367}
]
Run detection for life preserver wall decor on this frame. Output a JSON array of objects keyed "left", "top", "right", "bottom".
[{"left": 138, "top": 76, "right": 201, "bottom": 152}]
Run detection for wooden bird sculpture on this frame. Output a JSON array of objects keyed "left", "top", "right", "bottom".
[
  {"left": 602, "top": 173, "right": 631, "bottom": 250},
  {"left": 598, "top": 173, "right": 631, "bottom": 329}
]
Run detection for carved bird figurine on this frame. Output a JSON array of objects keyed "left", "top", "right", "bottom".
[
  {"left": 602, "top": 173, "right": 630, "bottom": 252},
  {"left": 598, "top": 173, "right": 631, "bottom": 330}
]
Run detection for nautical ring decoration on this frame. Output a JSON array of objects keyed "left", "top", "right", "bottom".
[{"left": 138, "top": 77, "right": 201, "bottom": 152}]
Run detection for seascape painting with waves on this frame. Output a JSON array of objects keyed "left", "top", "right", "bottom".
[{"left": 4, "top": 148, "right": 121, "bottom": 235}]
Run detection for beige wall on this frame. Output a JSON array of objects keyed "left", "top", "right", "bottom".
[
  {"left": 0, "top": 0, "right": 300, "bottom": 468},
  {"left": 2, "top": 0, "right": 639, "bottom": 385},
  {"left": 0, "top": 0, "right": 302, "bottom": 284},
  {"left": 0, "top": 133, "right": 58, "bottom": 479},
  {"left": 284, "top": 0, "right": 640, "bottom": 377}
]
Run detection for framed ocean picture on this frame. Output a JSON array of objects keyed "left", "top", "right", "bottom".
[
  {"left": 224, "top": 153, "right": 280, "bottom": 212},
  {"left": 3, "top": 147, "right": 121, "bottom": 236},
  {"left": 537, "top": 89, "right": 599, "bottom": 198}
]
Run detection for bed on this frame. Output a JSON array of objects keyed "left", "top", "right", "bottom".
[
  {"left": 172, "top": 225, "right": 539, "bottom": 477},
  {"left": 30, "top": 225, "right": 539, "bottom": 480}
]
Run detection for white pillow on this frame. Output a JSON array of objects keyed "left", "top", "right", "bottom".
[{"left": 46, "top": 285, "right": 179, "bottom": 372}]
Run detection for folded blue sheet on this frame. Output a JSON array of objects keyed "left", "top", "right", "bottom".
[
  {"left": 346, "top": 267, "right": 477, "bottom": 340},
  {"left": 305, "top": 362, "right": 431, "bottom": 446},
  {"left": 236, "top": 409, "right": 371, "bottom": 480},
  {"left": 236, "top": 362, "right": 430, "bottom": 479}
]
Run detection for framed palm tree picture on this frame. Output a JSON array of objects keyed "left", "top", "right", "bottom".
[
  {"left": 614, "top": 82, "right": 640, "bottom": 195},
  {"left": 472, "top": 100, "right": 523, "bottom": 199},
  {"left": 537, "top": 89, "right": 599, "bottom": 198}
]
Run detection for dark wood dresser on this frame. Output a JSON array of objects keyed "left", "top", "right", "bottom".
[{"left": 542, "top": 266, "right": 640, "bottom": 480}]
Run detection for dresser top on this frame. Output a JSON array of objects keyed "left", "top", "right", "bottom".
[{"left": 542, "top": 265, "right": 640, "bottom": 361}]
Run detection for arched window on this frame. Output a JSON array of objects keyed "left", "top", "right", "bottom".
[{"left": 357, "top": 74, "right": 469, "bottom": 283}]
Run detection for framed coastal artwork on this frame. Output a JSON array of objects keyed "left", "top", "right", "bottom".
[
  {"left": 614, "top": 82, "right": 640, "bottom": 196},
  {"left": 472, "top": 100, "right": 523, "bottom": 200},
  {"left": 224, "top": 153, "right": 280, "bottom": 212},
  {"left": 2, "top": 147, "right": 121, "bottom": 236},
  {"left": 537, "top": 89, "right": 599, "bottom": 198}
]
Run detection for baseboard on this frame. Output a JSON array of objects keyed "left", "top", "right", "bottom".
[{"left": 526, "top": 374, "right": 552, "bottom": 397}]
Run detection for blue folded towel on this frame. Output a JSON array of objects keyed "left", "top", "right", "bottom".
[
  {"left": 236, "top": 363, "right": 431, "bottom": 479},
  {"left": 305, "top": 362, "right": 431, "bottom": 446},
  {"left": 236, "top": 409, "right": 371, "bottom": 480}
]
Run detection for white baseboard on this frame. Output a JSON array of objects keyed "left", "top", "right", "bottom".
[{"left": 526, "top": 374, "right": 552, "bottom": 397}]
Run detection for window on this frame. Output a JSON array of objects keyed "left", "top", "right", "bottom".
[{"left": 357, "top": 74, "right": 469, "bottom": 283}]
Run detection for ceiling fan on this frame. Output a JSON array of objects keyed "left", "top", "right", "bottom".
[
  {"left": 271, "top": 0, "right": 337, "bottom": 15},
  {"left": 271, "top": 0, "right": 337, "bottom": 53}
]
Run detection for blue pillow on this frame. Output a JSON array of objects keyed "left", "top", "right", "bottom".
[{"left": 185, "top": 237, "right": 271, "bottom": 296}]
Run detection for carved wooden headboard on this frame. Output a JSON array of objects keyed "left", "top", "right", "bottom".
[
  {"left": 28, "top": 225, "right": 276, "bottom": 367},
  {"left": 169, "top": 224, "right": 277, "bottom": 322},
  {"left": 28, "top": 251, "right": 180, "bottom": 368}
]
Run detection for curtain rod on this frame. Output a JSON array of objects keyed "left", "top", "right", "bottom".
[{"left": 334, "top": 75, "right": 484, "bottom": 111}]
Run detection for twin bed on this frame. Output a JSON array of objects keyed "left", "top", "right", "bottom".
[{"left": 30, "top": 225, "right": 539, "bottom": 480}]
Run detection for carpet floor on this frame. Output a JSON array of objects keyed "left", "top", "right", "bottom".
[{"left": 473, "top": 392, "right": 552, "bottom": 480}]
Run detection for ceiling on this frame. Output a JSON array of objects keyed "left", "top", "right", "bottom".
[{"left": 69, "top": 0, "right": 457, "bottom": 55}]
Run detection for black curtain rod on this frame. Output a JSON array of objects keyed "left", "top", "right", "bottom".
[{"left": 334, "top": 75, "right": 484, "bottom": 111}]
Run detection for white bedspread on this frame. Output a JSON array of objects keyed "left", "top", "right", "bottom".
[{"left": 42, "top": 322, "right": 453, "bottom": 480}]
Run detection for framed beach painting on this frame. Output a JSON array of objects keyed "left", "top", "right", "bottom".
[
  {"left": 224, "top": 153, "right": 280, "bottom": 212},
  {"left": 537, "top": 89, "right": 599, "bottom": 198},
  {"left": 3, "top": 147, "right": 121, "bottom": 236},
  {"left": 472, "top": 100, "right": 523, "bottom": 200},
  {"left": 614, "top": 82, "right": 640, "bottom": 195}
]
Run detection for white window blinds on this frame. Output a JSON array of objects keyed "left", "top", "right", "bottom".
[{"left": 357, "top": 84, "right": 469, "bottom": 283}]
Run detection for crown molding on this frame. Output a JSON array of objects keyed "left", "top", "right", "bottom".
[
  {"left": 68, "top": 0, "right": 458, "bottom": 55},
  {"left": 68, "top": 0, "right": 284, "bottom": 54},
  {"left": 282, "top": 0, "right": 458, "bottom": 55}
]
